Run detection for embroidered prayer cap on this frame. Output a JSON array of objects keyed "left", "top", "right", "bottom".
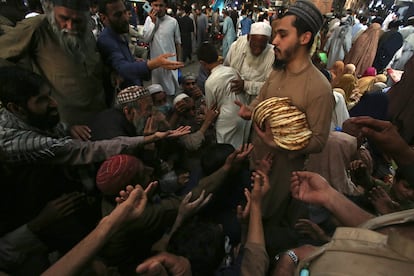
[
  {"left": 51, "top": 0, "right": 89, "bottom": 11},
  {"left": 117, "top": 85, "right": 150, "bottom": 104},
  {"left": 96, "top": 154, "right": 144, "bottom": 195},
  {"left": 286, "top": 0, "right": 323, "bottom": 35},
  {"left": 250, "top": 22, "right": 272, "bottom": 37},
  {"left": 173, "top": 93, "right": 190, "bottom": 106},
  {"left": 147, "top": 84, "right": 164, "bottom": 95}
]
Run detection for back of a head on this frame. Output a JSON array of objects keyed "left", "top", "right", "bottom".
[
  {"left": 200, "top": 143, "right": 235, "bottom": 175},
  {"left": 167, "top": 219, "right": 225, "bottom": 276},
  {"left": 0, "top": 66, "right": 44, "bottom": 108},
  {"left": 98, "top": 0, "right": 120, "bottom": 14},
  {"left": 197, "top": 42, "right": 218, "bottom": 64}
]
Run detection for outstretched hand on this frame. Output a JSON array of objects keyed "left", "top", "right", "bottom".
[
  {"left": 136, "top": 252, "right": 191, "bottom": 276},
  {"left": 223, "top": 143, "right": 254, "bottom": 170},
  {"left": 113, "top": 182, "right": 157, "bottom": 223},
  {"left": 70, "top": 125, "right": 91, "bottom": 141},
  {"left": 290, "top": 171, "right": 334, "bottom": 206},
  {"left": 152, "top": 53, "right": 184, "bottom": 70},
  {"left": 178, "top": 190, "right": 212, "bottom": 221},
  {"left": 153, "top": 126, "right": 192, "bottom": 140},
  {"left": 347, "top": 117, "right": 412, "bottom": 164}
]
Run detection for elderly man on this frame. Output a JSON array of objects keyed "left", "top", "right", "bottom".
[
  {"left": 97, "top": 0, "right": 183, "bottom": 93},
  {"left": 87, "top": 85, "right": 165, "bottom": 141},
  {"left": 0, "top": 0, "right": 107, "bottom": 126},
  {"left": 143, "top": 0, "right": 182, "bottom": 100},
  {"left": 224, "top": 22, "right": 274, "bottom": 104},
  {"left": 236, "top": 0, "right": 334, "bottom": 246}
]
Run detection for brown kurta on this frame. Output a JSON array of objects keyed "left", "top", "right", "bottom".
[
  {"left": 249, "top": 61, "right": 334, "bottom": 222},
  {"left": 0, "top": 15, "right": 106, "bottom": 126}
]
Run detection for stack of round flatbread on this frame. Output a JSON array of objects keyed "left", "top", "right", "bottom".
[{"left": 252, "top": 97, "right": 312, "bottom": 150}]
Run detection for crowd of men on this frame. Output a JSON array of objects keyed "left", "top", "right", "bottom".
[{"left": 0, "top": 0, "right": 413, "bottom": 275}]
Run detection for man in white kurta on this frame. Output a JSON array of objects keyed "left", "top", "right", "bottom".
[
  {"left": 143, "top": 0, "right": 181, "bottom": 97},
  {"left": 205, "top": 64, "right": 250, "bottom": 149},
  {"left": 224, "top": 22, "right": 274, "bottom": 104}
]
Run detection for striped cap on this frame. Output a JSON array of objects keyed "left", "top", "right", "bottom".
[{"left": 117, "top": 85, "right": 150, "bottom": 104}]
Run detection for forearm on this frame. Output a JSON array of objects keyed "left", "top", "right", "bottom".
[
  {"left": 246, "top": 204, "right": 265, "bottom": 245},
  {"left": 41, "top": 216, "right": 119, "bottom": 276},
  {"left": 51, "top": 136, "right": 146, "bottom": 165},
  {"left": 192, "top": 166, "right": 230, "bottom": 199},
  {"left": 324, "top": 187, "right": 374, "bottom": 227}
]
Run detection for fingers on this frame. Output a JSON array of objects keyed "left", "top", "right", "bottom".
[
  {"left": 234, "top": 100, "right": 243, "bottom": 107},
  {"left": 145, "top": 181, "right": 158, "bottom": 194}
]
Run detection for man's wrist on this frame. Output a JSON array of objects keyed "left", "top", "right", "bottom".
[{"left": 274, "top": 250, "right": 299, "bottom": 266}]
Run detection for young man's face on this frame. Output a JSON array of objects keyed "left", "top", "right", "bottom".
[
  {"left": 151, "top": 0, "right": 166, "bottom": 18},
  {"left": 25, "top": 84, "right": 60, "bottom": 130},
  {"left": 152, "top": 91, "right": 167, "bottom": 107},
  {"left": 271, "top": 15, "right": 302, "bottom": 68},
  {"left": 102, "top": 0, "right": 130, "bottom": 34}
]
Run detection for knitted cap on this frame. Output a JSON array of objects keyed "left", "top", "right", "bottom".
[
  {"left": 117, "top": 86, "right": 150, "bottom": 105},
  {"left": 52, "top": 0, "right": 89, "bottom": 11},
  {"left": 96, "top": 155, "right": 144, "bottom": 195},
  {"left": 287, "top": 0, "right": 323, "bottom": 35}
]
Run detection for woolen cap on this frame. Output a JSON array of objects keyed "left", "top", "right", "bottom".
[
  {"left": 96, "top": 155, "right": 144, "bottom": 195},
  {"left": 117, "top": 86, "right": 150, "bottom": 104},
  {"left": 287, "top": 0, "right": 323, "bottom": 35},
  {"left": 52, "top": 0, "right": 89, "bottom": 11},
  {"left": 250, "top": 22, "right": 272, "bottom": 37}
]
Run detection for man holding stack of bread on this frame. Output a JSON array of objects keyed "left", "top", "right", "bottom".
[{"left": 237, "top": 0, "right": 334, "bottom": 250}]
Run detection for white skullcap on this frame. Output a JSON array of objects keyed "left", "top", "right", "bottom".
[
  {"left": 173, "top": 93, "right": 189, "bottom": 106},
  {"left": 250, "top": 22, "right": 272, "bottom": 37},
  {"left": 147, "top": 84, "right": 164, "bottom": 95},
  {"left": 167, "top": 8, "right": 173, "bottom": 14}
]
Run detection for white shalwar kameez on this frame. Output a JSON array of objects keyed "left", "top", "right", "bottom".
[
  {"left": 205, "top": 65, "right": 250, "bottom": 149},
  {"left": 143, "top": 15, "right": 181, "bottom": 96}
]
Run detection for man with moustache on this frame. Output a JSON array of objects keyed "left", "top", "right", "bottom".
[
  {"left": 236, "top": 0, "right": 334, "bottom": 251},
  {"left": 0, "top": 0, "right": 106, "bottom": 126},
  {"left": 97, "top": 0, "right": 184, "bottom": 94},
  {"left": 143, "top": 0, "right": 182, "bottom": 100}
]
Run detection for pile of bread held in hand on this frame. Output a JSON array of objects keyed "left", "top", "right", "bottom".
[{"left": 252, "top": 97, "right": 312, "bottom": 150}]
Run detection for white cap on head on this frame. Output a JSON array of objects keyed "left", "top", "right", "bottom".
[
  {"left": 167, "top": 8, "right": 173, "bottom": 14},
  {"left": 147, "top": 84, "right": 164, "bottom": 95},
  {"left": 250, "top": 22, "right": 272, "bottom": 37},
  {"left": 173, "top": 93, "right": 190, "bottom": 106}
]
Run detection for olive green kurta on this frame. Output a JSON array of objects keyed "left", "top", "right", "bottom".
[{"left": 0, "top": 15, "right": 106, "bottom": 125}]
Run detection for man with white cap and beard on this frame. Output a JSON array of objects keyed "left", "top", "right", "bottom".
[
  {"left": 224, "top": 22, "right": 275, "bottom": 104},
  {"left": 236, "top": 0, "right": 334, "bottom": 253},
  {"left": 0, "top": 0, "right": 107, "bottom": 126}
]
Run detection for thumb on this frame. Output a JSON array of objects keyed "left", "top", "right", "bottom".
[{"left": 234, "top": 100, "right": 243, "bottom": 107}]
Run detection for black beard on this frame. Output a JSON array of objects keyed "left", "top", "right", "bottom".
[
  {"left": 273, "top": 58, "right": 286, "bottom": 70},
  {"left": 27, "top": 108, "right": 60, "bottom": 130}
]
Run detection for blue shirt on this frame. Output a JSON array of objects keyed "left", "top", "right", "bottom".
[
  {"left": 97, "top": 27, "right": 150, "bottom": 88},
  {"left": 240, "top": 17, "right": 253, "bottom": 36}
]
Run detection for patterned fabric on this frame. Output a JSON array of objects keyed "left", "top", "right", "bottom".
[
  {"left": 0, "top": 108, "right": 70, "bottom": 163},
  {"left": 116, "top": 86, "right": 150, "bottom": 104}
]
